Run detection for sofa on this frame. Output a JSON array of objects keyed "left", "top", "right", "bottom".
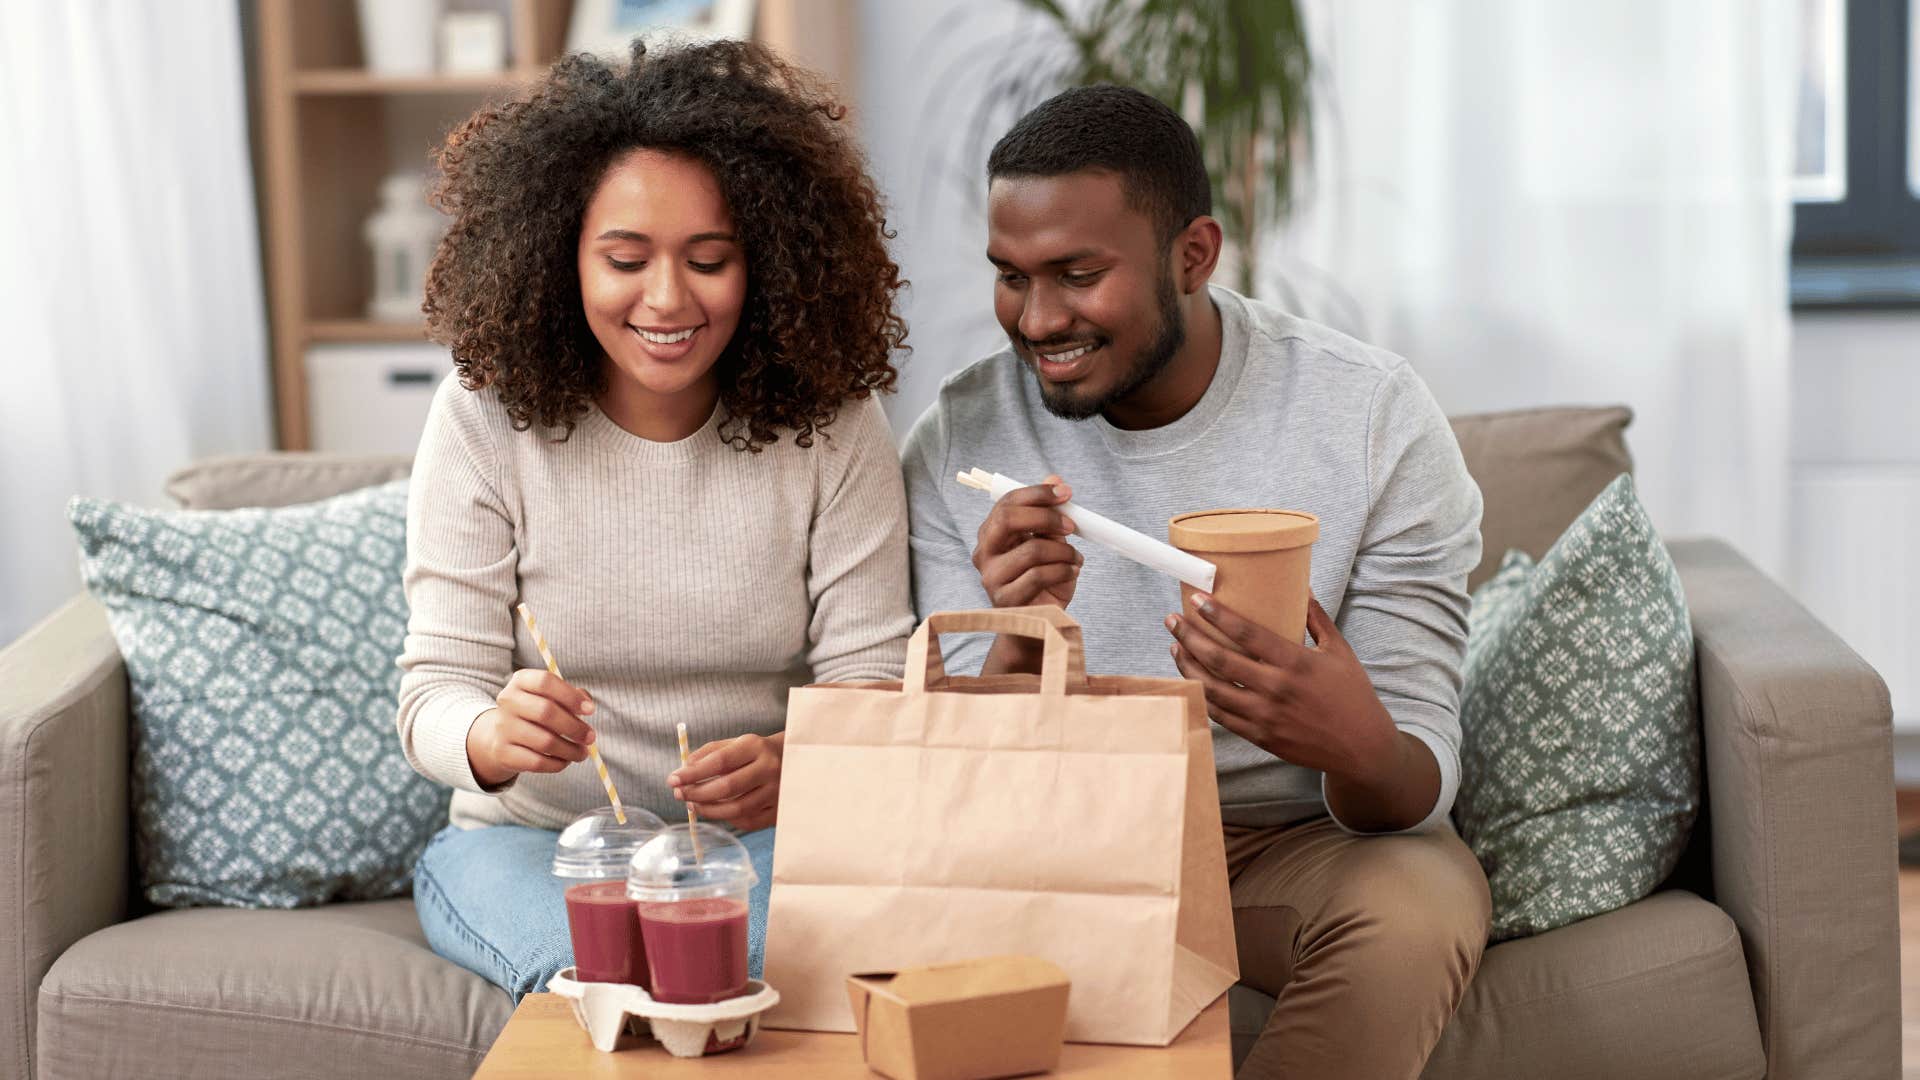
[{"left": 2, "top": 406, "right": 1899, "bottom": 1079}]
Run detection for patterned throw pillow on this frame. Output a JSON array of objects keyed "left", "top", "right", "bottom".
[
  {"left": 1454, "top": 473, "right": 1699, "bottom": 941},
  {"left": 69, "top": 481, "right": 446, "bottom": 908}
]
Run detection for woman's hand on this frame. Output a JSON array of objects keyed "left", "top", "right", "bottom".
[
  {"left": 668, "top": 732, "right": 784, "bottom": 832},
  {"left": 466, "top": 669, "right": 597, "bottom": 788}
]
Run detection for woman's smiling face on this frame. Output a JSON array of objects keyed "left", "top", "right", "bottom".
[{"left": 576, "top": 148, "right": 747, "bottom": 413}]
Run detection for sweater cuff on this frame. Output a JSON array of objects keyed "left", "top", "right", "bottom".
[
  {"left": 412, "top": 692, "right": 505, "bottom": 795},
  {"left": 1322, "top": 725, "right": 1460, "bottom": 836}
]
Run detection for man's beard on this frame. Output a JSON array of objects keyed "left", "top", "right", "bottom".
[{"left": 1022, "top": 267, "right": 1186, "bottom": 422}]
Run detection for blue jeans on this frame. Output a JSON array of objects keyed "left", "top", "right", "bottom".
[{"left": 413, "top": 822, "right": 777, "bottom": 1002}]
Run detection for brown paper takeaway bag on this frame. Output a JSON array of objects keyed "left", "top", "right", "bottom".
[{"left": 762, "top": 606, "right": 1239, "bottom": 1045}]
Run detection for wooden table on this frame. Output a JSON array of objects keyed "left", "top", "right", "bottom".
[{"left": 473, "top": 993, "right": 1232, "bottom": 1078}]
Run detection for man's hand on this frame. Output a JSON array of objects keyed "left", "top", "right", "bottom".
[
  {"left": 972, "top": 473, "right": 1083, "bottom": 674},
  {"left": 467, "top": 669, "right": 597, "bottom": 788},
  {"left": 1165, "top": 594, "right": 1440, "bottom": 832},
  {"left": 668, "top": 732, "right": 784, "bottom": 833}
]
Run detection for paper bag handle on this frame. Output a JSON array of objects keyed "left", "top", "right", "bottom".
[{"left": 905, "top": 606, "right": 1087, "bottom": 696}]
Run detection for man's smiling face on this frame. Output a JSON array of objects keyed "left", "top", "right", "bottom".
[{"left": 987, "top": 170, "right": 1184, "bottom": 421}]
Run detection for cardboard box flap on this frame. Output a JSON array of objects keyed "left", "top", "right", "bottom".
[{"left": 850, "top": 955, "right": 1069, "bottom": 1007}]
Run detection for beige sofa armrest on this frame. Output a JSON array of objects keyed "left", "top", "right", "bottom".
[
  {"left": 1669, "top": 538, "right": 1899, "bottom": 1080},
  {"left": 0, "top": 595, "right": 130, "bottom": 1080}
]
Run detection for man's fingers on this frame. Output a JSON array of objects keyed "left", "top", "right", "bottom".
[
  {"left": 1165, "top": 613, "right": 1278, "bottom": 692},
  {"left": 1198, "top": 701, "right": 1277, "bottom": 758},
  {"left": 1170, "top": 641, "right": 1275, "bottom": 718},
  {"left": 1188, "top": 593, "right": 1295, "bottom": 665},
  {"left": 980, "top": 539, "right": 1080, "bottom": 591},
  {"left": 994, "top": 562, "right": 1079, "bottom": 606},
  {"left": 984, "top": 504, "right": 1076, "bottom": 548},
  {"left": 1305, "top": 595, "right": 1340, "bottom": 651}
]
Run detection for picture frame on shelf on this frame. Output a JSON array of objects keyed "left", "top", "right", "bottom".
[{"left": 566, "top": 0, "right": 755, "bottom": 59}]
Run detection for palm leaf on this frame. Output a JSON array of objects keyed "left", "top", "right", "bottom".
[{"left": 974, "top": 0, "right": 1313, "bottom": 294}]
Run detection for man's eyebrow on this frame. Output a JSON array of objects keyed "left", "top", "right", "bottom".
[
  {"left": 594, "top": 229, "right": 737, "bottom": 243},
  {"left": 987, "top": 248, "right": 1106, "bottom": 268}
]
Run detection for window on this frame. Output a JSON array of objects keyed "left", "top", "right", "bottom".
[
  {"left": 1794, "top": 0, "right": 1846, "bottom": 202},
  {"left": 1792, "top": 0, "right": 1920, "bottom": 307}
]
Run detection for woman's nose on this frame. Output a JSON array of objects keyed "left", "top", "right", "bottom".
[{"left": 640, "top": 261, "right": 688, "bottom": 316}]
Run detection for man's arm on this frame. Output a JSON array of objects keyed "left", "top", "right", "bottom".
[
  {"left": 902, "top": 400, "right": 1084, "bottom": 676},
  {"left": 1166, "top": 363, "right": 1479, "bottom": 834},
  {"left": 900, "top": 399, "right": 996, "bottom": 675},
  {"left": 1326, "top": 363, "right": 1480, "bottom": 831}
]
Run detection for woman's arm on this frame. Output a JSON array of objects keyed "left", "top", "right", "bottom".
[
  {"left": 804, "top": 394, "right": 916, "bottom": 683},
  {"left": 395, "top": 376, "right": 521, "bottom": 793}
]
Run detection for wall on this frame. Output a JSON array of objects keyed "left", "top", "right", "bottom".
[
  {"left": 857, "top": 0, "right": 1022, "bottom": 438},
  {"left": 1789, "top": 311, "right": 1920, "bottom": 731}
]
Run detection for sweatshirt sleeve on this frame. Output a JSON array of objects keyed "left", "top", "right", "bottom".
[
  {"left": 899, "top": 390, "right": 997, "bottom": 676},
  {"left": 395, "top": 376, "right": 518, "bottom": 794},
  {"left": 803, "top": 395, "right": 916, "bottom": 684},
  {"left": 1323, "top": 362, "right": 1482, "bottom": 834}
]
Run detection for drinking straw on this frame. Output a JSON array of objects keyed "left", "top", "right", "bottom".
[
  {"left": 676, "top": 722, "right": 704, "bottom": 865},
  {"left": 515, "top": 603, "right": 627, "bottom": 825},
  {"left": 955, "top": 467, "right": 1218, "bottom": 591}
]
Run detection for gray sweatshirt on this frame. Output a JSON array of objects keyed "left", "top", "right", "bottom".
[{"left": 900, "top": 286, "right": 1481, "bottom": 832}]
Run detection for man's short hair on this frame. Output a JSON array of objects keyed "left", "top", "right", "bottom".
[{"left": 987, "top": 84, "right": 1211, "bottom": 248}]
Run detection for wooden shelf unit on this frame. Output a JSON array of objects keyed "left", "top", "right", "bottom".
[
  {"left": 252, "top": 0, "right": 853, "bottom": 450},
  {"left": 292, "top": 70, "right": 533, "bottom": 96}
]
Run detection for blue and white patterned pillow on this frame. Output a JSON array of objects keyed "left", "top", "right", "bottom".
[
  {"left": 69, "top": 480, "right": 446, "bottom": 908},
  {"left": 1454, "top": 473, "right": 1699, "bottom": 941}
]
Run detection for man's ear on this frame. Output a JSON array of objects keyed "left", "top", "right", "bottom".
[{"left": 1176, "top": 215, "right": 1224, "bottom": 294}]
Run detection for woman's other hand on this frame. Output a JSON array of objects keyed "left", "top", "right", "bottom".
[{"left": 667, "top": 732, "right": 784, "bottom": 832}]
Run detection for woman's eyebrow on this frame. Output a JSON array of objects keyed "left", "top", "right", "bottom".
[{"left": 594, "top": 229, "right": 737, "bottom": 243}]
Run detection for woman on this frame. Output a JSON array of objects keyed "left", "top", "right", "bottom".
[{"left": 396, "top": 38, "right": 914, "bottom": 1000}]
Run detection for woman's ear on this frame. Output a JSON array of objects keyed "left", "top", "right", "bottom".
[{"left": 1177, "top": 215, "right": 1224, "bottom": 294}]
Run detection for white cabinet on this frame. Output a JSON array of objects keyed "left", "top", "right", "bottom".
[{"left": 304, "top": 342, "right": 452, "bottom": 456}]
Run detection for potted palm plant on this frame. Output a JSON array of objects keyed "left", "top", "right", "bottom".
[{"left": 929, "top": 0, "right": 1313, "bottom": 296}]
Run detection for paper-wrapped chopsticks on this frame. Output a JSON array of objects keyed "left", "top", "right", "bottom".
[{"left": 956, "top": 468, "right": 1217, "bottom": 592}]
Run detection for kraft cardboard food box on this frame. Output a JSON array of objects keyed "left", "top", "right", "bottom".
[{"left": 845, "top": 956, "right": 1070, "bottom": 1080}]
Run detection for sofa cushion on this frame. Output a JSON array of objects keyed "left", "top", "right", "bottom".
[
  {"left": 36, "top": 900, "right": 511, "bottom": 1080},
  {"left": 69, "top": 481, "right": 446, "bottom": 908},
  {"left": 166, "top": 453, "right": 413, "bottom": 511},
  {"left": 1228, "top": 891, "right": 1765, "bottom": 1079},
  {"left": 1448, "top": 405, "right": 1632, "bottom": 590},
  {"left": 1453, "top": 475, "right": 1699, "bottom": 941}
]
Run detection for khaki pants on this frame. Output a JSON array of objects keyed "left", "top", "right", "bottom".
[{"left": 1225, "top": 816, "right": 1491, "bottom": 1080}]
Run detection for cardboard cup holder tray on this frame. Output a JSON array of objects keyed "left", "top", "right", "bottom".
[{"left": 546, "top": 967, "right": 780, "bottom": 1057}]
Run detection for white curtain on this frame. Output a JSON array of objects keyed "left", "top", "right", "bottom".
[
  {"left": 1274, "top": 0, "right": 1798, "bottom": 576},
  {"left": 0, "top": 3, "right": 271, "bottom": 642}
]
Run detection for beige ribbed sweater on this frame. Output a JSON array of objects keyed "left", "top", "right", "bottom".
[{"left": 397, "top": 374, "right": 914, "bottom": 831}]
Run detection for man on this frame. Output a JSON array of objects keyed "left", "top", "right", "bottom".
[{"left": 900, "top": 85, "right": 1491, "bottom": 1079}]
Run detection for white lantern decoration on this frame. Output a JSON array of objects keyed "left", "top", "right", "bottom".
[{"left": 365, "top": 172, "right": 443, "bottom": 323}]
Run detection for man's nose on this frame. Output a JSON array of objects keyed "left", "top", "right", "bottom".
[{"left": 1018, "top": 286, "right": 1072, "bottom": 344}]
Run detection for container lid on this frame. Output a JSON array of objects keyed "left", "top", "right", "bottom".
[
  {"left": 626, "top": 823, "right": 757, "bottom": 902},
  {"left": 1168, "top": 509, "right": 1319, "bottom": 553},
  {"left": 850, "top": 956, "right": 1071, "bottom": 1006},
  {"left": 550, "top": 805, "right": 667, "bottom": 879}
]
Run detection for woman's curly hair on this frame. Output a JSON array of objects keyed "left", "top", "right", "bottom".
[{"left": 424, "top": 39, "right": 906, "bottom": 450}]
